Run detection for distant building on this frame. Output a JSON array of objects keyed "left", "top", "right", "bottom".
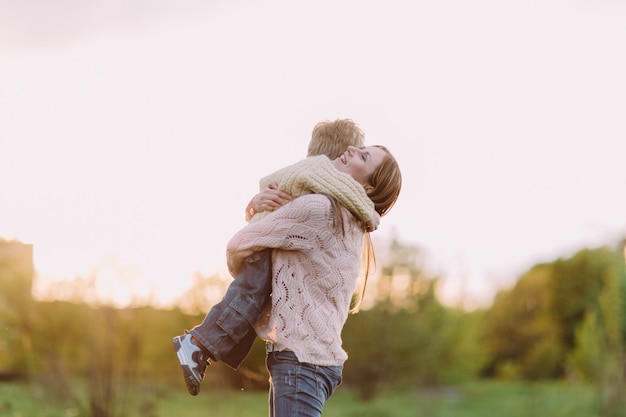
[
  {"left": 0, "top": 239, "right": 34, "bottom": 378},
  {"left": 0, "top": 239, "right": 34, "bottom": 307}
]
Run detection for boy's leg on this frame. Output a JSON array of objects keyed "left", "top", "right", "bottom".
[
  {"left": 191, "top": 248, "right": 272, "bottom": 366},
  {"left": 173, "top": 249, "right": 272, "bottom": 393}
]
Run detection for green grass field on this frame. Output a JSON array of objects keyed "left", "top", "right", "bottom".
[{"left": 0, "top": 379, "right": 600, "bottom": 417}]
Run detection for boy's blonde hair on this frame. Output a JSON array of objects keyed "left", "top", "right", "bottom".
[{"left": 307, "top": 119, "right": 365, "bottom": 160}]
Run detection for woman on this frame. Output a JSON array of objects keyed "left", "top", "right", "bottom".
[
  {"left": 173, "top": 120, "right": 379, "bottom": 396},
  {"left": 226, "top": 145, "right": 402, "bottom": 417}
]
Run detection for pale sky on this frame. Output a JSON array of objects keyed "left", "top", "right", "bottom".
[{"left": 1, "top": 0, "right": 625, "bottom": 308}]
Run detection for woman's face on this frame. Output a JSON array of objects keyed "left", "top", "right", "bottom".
[{"left": 332, "top": 146, "right": 386, "bottom": 193}]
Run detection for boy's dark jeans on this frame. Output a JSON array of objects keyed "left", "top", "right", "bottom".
[{"left": 189, "top": 249, "right": 272, "bottom": 369}]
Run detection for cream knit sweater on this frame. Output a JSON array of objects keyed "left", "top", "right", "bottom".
[
  {"left": 251, "top": 155, "right": 380, "bottom": 231},
  {"left": 226, "top": 194, "right": 363, "bottom": 366}
]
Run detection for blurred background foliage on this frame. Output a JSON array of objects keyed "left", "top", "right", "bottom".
[{"left": 0, "top": 237, "right": 624, "bottom": 416}]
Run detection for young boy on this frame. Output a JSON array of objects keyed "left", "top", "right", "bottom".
[{"left": 173, "top": 119, "right": 379, "bottom": 395}]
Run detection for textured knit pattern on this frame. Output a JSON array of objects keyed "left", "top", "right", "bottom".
[
  {"left": 252, "top": 155, "right": 380, "bottom": 231},
  {"left": 227, "top": 194, "right": 363, "bottom": 367}
]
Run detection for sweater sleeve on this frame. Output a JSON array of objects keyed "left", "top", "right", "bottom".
[
  {"left": 226, "top": 194, "right": 331, "bottom": 276},
  {"left": 256, "top": 155, "right": 380, "bottom": 231}
]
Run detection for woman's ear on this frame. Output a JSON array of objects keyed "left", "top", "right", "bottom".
[{"left": 364, "top": 183, "right": 374, "bottom": 194}]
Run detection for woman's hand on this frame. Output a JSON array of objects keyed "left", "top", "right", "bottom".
[{"left": 246, "top": 182, "right": 293, "bottom": 221}]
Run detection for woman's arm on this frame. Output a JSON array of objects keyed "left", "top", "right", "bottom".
[
  {"left": 244, "top": 182, "right": 292, "bottom": 222},
  {"left": 228, "top": 194, "right": 330, "bottom": 276}
]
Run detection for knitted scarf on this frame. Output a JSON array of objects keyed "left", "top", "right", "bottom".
[{"left": 253, "top": 155, "right": 380, "bottom": 231}]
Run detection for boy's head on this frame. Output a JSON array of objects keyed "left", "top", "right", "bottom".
[{"left": 307, "top": 119, "right": 365, "bottom": 160}]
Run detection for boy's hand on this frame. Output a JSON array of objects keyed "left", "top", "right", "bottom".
[{"left": 245, "top": 182, "right": 293, "bottom": 221}]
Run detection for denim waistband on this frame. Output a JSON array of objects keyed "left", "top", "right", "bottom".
[{"left": 265, "top": 341, "right": 290, "bottom": 354}]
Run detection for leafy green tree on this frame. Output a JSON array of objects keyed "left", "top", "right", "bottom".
[
  {"left": 31, "top": 301, "right": 93, "bottom": 403},
  {"left": 549, "top": 248, "right": 613, "bottom": 350},
  {"left": 481, "top": 264, "right": 562, "bottom": 379},
  {"left": 568, "top": 244, "right": 626, "bottom": 416},
  {"left": 342, "top": 238, "right": 481, "bottom": 400},
  {"left": 482, "top": 244, "right": 626, "bottom": 386}
]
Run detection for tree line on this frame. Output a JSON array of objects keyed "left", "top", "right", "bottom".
[{"left": 0, "top": 237, "right": 624, "bottom": 416}]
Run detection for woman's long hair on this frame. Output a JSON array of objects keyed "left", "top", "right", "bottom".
[
  {"left": 330, "top": 145, "right": 402, "bottom": 313},
  {"left": 367, "top": 146, "right": 402, "bottom": 217},
  {"left": 351, "top": 232, "right": 375, "bottom": 313},
  {"left": 327, "top": 197, "right": 375, "bottom": 313}
]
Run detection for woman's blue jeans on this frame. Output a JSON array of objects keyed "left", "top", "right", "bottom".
[{"left": 267, "top": 351, "right": 342, "bottom": 417}]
